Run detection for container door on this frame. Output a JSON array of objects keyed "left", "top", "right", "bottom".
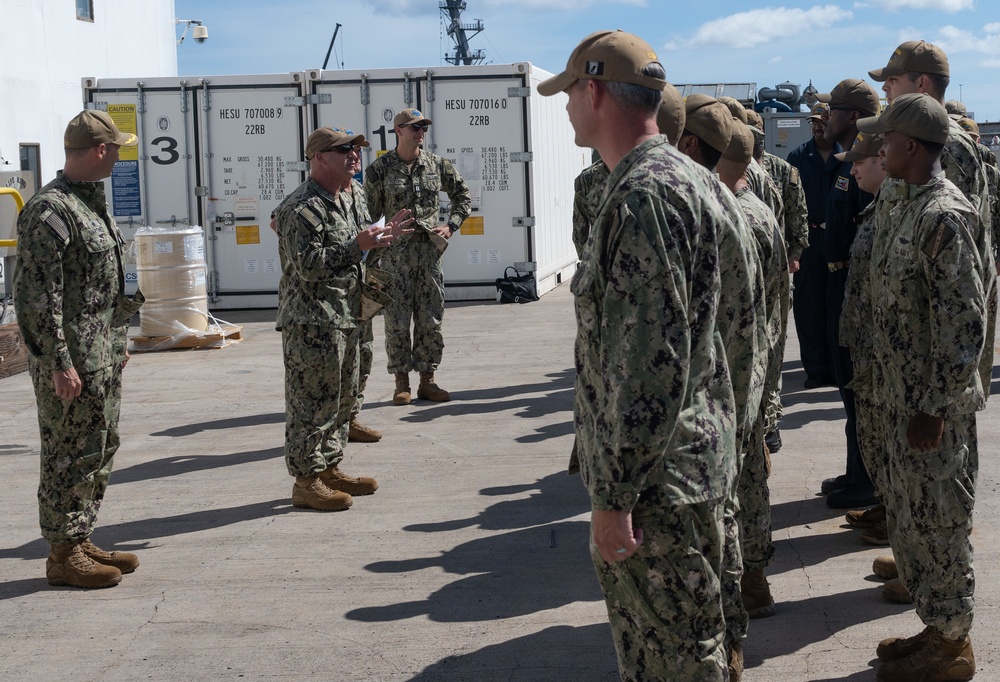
[{"left": 194, "top": 79, "right": 307, "bottom": 307}]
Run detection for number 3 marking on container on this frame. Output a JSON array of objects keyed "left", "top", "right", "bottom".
[{"left": 150, "top": 136, "right": 180, "bottom": 165}]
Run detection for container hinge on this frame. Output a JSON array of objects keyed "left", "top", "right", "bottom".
[
  {"left": 512, "top": 216, "right": 536, "bottom": 227},
  {"left": 284, "top": 96, "right": 305, "bottom": 107},
  {"left": 285, "top": 161, "right": 308, "bottom": 172},
  {"left": 87, "top": 101, "right": 109, "bottom": 112},
  {"left": 508, "top": 87, "right": 530, "bottom": 98},
  {"left": 305, "top": 93, "right": 332, "bottom": 105},
  {"left": 509, "top": 151, "right": 533, "bottom": 163},
  {"left": 194, "top": 186, "right": 209, "bottom": 197}
]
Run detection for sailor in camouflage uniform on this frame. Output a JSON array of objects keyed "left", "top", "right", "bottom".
[
  {"left": 541, "top": 31, "right": 736, "bottom": 681},
  {"left": 363, "top": 109, "right": 471, "bottom": 406},
  {"left": 275, "top": 127, "right": 412, "bottom": 512},
  {"left": 14, "top": 110, "right": 145, "bottom": 589},
  {"left": 859, "top": 93, "right": 988, "bottom": 682},
  {"left": 718, "top": 123, "right": 787, "bottom": 635}
]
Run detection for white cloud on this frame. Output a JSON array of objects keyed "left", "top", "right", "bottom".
[
  {"left": 931, "top": 24, "right": 1000, "bottom": 55},
  {"left": 981, "top": 58, "right": 1000, "bottom": 68},
  {"left": 767, "top": 56, "right": 785, "bottom": 65},
  {"left": 861, "top": 0, "right": 973, "bottom": 11},
  {"left": 364, "top": 0, "right": 645, "bottom": 12},
  {"left": 669, "top": 6, "right": 853, "bottom": 50}
]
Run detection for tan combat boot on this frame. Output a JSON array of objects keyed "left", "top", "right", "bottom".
[
  {"left": 877, "top": 625, "right": 936, "bottom": 662},
  {"left": 861, "top": 520, "right": 890, "bottom": 546},
  {"left": 348, "top": 414, "right": 382, "bottom": 443},
  {"left": 80, "top": 539, "right": 139, "bottom": 574},
  {"left": 876, "top": 629, "right": 974, "bottom": 681},
  {"left": 846, "top": 503, "right": 886, "bottom": 529},
  {"left": 47, "top": 541, "right": 123, "bottom": 589},
  {"left": 292, "top": 475, "right": 353, "bottom": 511},
  {"left": 882, "top": 578, "right": 912, "bottom": 604},
  {"left": 740, "top": 568, "right": 776, "bottom": 618},
  {"left": 319, "top": 466, "right": 378, "bottom": 496},
  {"left": 393, "top": 373, "right": 411, "bottom": 405},
  {"left": 873, "top": 554, "right": 898, "bottom": 580},
  {"left": 417, "top": 371, "right": 450, "bottom": 402},
  {"left": 728, "top": 642, "right": 744, "bottom": 681}
]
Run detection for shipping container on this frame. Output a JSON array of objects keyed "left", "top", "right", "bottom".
[{"left": 83, "top": 64, "right": 587, "bottom": 308}]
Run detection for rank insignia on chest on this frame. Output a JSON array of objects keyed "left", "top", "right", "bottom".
[{"left": 835, "top": 176, "right": 850, "bottom": 192}]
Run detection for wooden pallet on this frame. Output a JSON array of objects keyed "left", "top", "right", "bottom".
[{"left": 129, "top": 322, "right": 243, "bottom": 353}]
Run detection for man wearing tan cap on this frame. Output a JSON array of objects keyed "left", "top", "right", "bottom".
[
  {"left": 14, "top": 110, "right": 145, "bottom": 588},
  {"left": 540, "top": 29, "right": 736, "bottom": 680},
  {"left": 857, "top": 92, "right": 989, "bottom": 682},
  {"left": 678, "top": 100, "right": 765, "bottom": 679},
  {"left": 275, "top": 127, "right": 412, "bottom": 512},
  {"left": 814, "top": 78, "right": 881, "bottom": 510},
  {"left": 363, "top": 108, "right": 471, "bottom": 407}
]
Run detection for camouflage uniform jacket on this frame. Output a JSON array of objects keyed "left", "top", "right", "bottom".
[
  {"left": 870, "top": 175, "right": 987, "bottom": 418},
  {"left": 274, "top": 178, "right": 365, "bottom": 330},
  {"left": 977, "top": 143, "right": 1000, "bottom": 263},
  {"left": 572, "top": 160, "right": 609, "bottom": 258},
  {"left": 571, "top": 136, "right": 735, "bottom": 510},
  {"left": 14, "top": 171, "right": 142, "bottom": 376},
  {"left": 761, "top": 151, "right": 809, "bottom": 261},
  {"left": 840, "top": 198, "right": 877, "bottom": 379},
  {"left": 706, "top": 174, "right": 765, "bottom": 446},
  {"left": 736, "top": 186, "right": 788, "bottom": 397},
  {"left": 746, "top": 158, "right": 784, "bottom": 229},
  {"left": 363, "top": 148, "right": 471, "bottom": 241}
]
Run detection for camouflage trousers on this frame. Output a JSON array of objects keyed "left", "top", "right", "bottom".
[
  {"left": 854, "top": 383, "right": 889, "bottom": 498},
  {"left": 381, "top": 239, "right": 445, "bottom": 374},
  {"left": 722, "top": 458, "right": 748, "bottom": 648},
  {"left": 355, "top": 318, "right": 373, "bottom": 416},
  {"left": 593, "top": 499, "right": 728, "bottom": 682},
  {"left": 883, "top": 406, "right": 977, "bottom": 640},
  {"left": 282, "top": 324, "right": 359, "bottom": 478},
  {"left": 29, "top": 358, "right": 123, "bottom": 544},
  {"left": 737, "top": 416, "right": 774, "bottom": 571}
]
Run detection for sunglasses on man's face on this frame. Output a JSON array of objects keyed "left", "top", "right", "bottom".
[
  {"left": 404, "top": 123, "right": 430, "bottom": 132},
  {"left": 325, "top": 144, "right": 360, "bottom": 154}
]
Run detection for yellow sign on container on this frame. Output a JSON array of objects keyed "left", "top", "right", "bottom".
[
  {"left": 460, "top": 216, "right": 484, "bottom": 236},
  {"left": 107, "top": 104, "right": 139, "bottom": 162},
  {"left": 236, "top": 225, "right": 261, "bottom": 245}
]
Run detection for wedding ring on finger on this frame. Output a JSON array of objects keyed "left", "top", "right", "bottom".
[{"left": 616, "top": 547, "right": 627, "bottom": 554}]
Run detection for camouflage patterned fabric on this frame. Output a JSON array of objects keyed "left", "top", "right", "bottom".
[
  {"left": 734, "top": 187, "right": 786, "bottom": 572},
  {"left": 363, "top": 148, "right": 471, "bottom": 374},
  {"left": 761, "top": 151, "right": 809, "bottom": 261},
  {"left": 572, "top": 160, "right": 609, "bottom": 259},
  {"left": 572, "top": 136, "right": 735, "bottom": 680},
  {"left": 274, "top": 178, "right": 366, "bottom": 476},
  {"left": 870, "top": 175, "right": 987, "bottom": 641},
  {"left": 745, "top": 158, "right": 784, "bottom": 231},
  {"left": 341, "top": 181, "right": 375, "bottom": 415},
  {"left": 14, "top": 171, "right": 143, "bottom": 543}
]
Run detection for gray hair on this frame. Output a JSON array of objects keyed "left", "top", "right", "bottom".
[{"left": 605, "top": 62, "right": 666, "bottom": 114}]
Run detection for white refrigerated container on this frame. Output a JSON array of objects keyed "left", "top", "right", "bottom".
[{"left": 84, "top": 64, "right": 587, "bottom": 307}]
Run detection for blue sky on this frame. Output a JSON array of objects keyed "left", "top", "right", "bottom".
[{"left": 174, "top": 0, "right": 1000, "bottom": 120}]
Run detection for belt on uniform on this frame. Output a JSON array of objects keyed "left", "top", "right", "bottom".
[
  {"left": 809, "top": 222, "right": 826, "bottom": 229},
  {"left": 828, "top": 260, "right": 849, "bottom": 272},
  {"left": 409, "top": 230, "right": 431, "bottom": 241}
]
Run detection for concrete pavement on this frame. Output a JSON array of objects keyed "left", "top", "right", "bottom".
[{"left": 1, "top": 282, "right": 998, "bottom": 681}]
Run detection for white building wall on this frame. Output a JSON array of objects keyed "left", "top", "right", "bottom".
[{"left": 0, "top": 0, "right": 177, "bottom": 187}]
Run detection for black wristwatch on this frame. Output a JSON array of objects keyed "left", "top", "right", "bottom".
[{"left": 447, "top": 222, "right": 460, "bottom": 234}]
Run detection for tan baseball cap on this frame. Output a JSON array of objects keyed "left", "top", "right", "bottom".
[
  {"left": 305, "top": 127, "right": 370, "bottom": 159},
  {"left": 957, "top": 117, "right": 980, "bottom": 137},
  {"left": 656, "top": 82, "right": 686, "bottom": 146},
  {"left": 834, "top": 132, "right": 884, "bottom": 162},
  {"left": 816, "top": 78, "right": 881, "bottom": 116},
  {"left": 537, "top": 30, "right": 666, "bottom": 96},
  {"left": 807, "top": 102, "right": 831, "bottom": 122},
  {"left": 64, "top": 110, "right": 137, "bottom": 149},
  {"left": 682, "top": 95, "right": 733, "bottom": 154},
  {"left": 869, "top": 40, "right": 949, "bottom": 81},
  {"left": 857, "top": 92, "right": 949, "bottom": 144},
  {"left": 721, "top": 121, "right": 754, "bottom": 164},
  {"left": 944, "top": 99, "right": 967, "bottom": 116},
  {"left": 745, "top": 109, "right": 765, "bottom": 139},
  {"left": 717, "top": 96, "right": 748, "bottom": 124},
  {"left": 393, "top": 108, "right": 433, "bottom": 127}
]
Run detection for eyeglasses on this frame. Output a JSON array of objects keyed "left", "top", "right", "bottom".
[
  {"left": 404, "top": 123, "right": 430, "bottom": 132},
  {"left": 324, "top": 144, "right": 359, "bottom": 154}
]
